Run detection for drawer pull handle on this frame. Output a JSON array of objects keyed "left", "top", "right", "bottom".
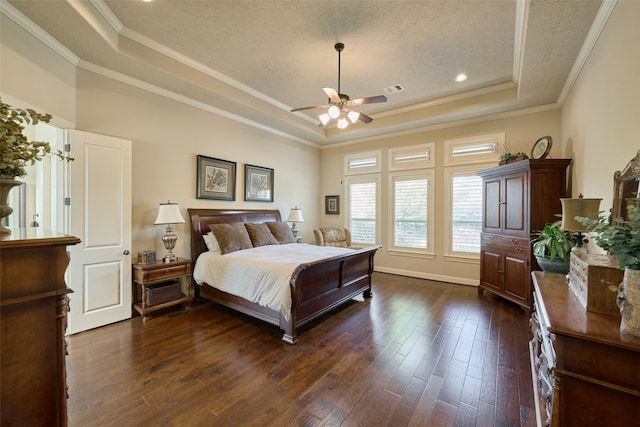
[
  {"left": 515, "top": 248, "right": 523, "bottom": 253},
  {"left": 510, "top": 239, "right": 518, "bottom": 244},
  {"left": 165, "top": 269, "right": 170, "bottom": 274}
]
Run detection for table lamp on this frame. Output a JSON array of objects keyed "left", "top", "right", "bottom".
[
  {"left": 560, "top": 194, "right": 601, "bottom": 253},
  {"left": 287, "top": 206, "right": 304, "bottom": 240},
  {"left": 154, "top": 201, "right": 185, "bottom": 263}
]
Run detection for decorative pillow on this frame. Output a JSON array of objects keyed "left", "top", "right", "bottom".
[
  {"left": 266, "top": 221, "right": 296, "bottom": 244},
  {"left": 244, "top": 222, "right": 279, "bottom": 247},
  {"left": 209, "top": 223, "right": 253, "bottom": 254},
  {"left": 202, "top": 231, "right": 221, "bottom": 252}
]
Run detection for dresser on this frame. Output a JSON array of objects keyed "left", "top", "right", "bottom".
[
  {"left": 478, "top": 159, "right": 570, "bottom": 313},
  {"left": 530, "top": 271, "right": 640, "bottom": 427},
  {"left": 1, "top": 229, "right": 81, "bottom": 426}
]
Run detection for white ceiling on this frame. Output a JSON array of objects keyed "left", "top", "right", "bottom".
[{"left": 4, "top": 0, "right": 605, "bottom": 146}]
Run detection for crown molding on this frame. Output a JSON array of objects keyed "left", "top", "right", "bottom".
[
  {"left": 0, "top": 0, "right": 79, "bottom": 65},
  {"left": 557, "top": 0, "right": 617, "bottom": 105}
]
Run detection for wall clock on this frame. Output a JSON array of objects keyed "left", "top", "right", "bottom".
[{"left": 531, "top": 136, "right": 552, "bottom": 159}]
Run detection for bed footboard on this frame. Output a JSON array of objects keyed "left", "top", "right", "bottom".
[{"left": 281, "top": 244, "right": 381, "bottom": 343}]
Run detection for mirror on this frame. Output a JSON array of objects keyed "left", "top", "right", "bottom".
[{"left": 612, "top": 150, "right": 640, "bottom": 222}]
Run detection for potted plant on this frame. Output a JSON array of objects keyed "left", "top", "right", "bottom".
[
  {"left": 0, "top": 97, "right": 72, "bottom": 234},
  {"left": 499, "top": 152, "right": 529, "bottom": 165},
  {"left": 578, "top": 204, "right": 640, "bottom": 337},
  {"left": 531, "top": 219, "right": 575, "bottom": 274}
]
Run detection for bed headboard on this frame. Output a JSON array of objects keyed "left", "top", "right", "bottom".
[{"left": 188, "top": 208, "right": 282, "bottom": 262}]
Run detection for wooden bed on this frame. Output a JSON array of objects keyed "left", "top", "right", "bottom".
[{"left": 188, "top": 208, "right": 381, "bottom": 344}]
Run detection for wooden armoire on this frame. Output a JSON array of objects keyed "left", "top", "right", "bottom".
[
  {"left": 477, "top": 158, "right": 571, "bottom": 313},
  {"left": 1, "top": 229, "right": 80, "bottom": 426}
]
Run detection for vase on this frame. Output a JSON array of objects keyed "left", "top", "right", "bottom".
[
  {"left": 535, "top": 255, "right": 570, "bottom": 275},
  {"left": 617, "top": 267, "right": 640, "bottom": 338},
  {"left": 0, "top": 176, "right": 22, "bottom": 234}
]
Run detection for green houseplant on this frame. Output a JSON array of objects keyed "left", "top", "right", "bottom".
[
  {"left": 578, "top": 204, "right": 640, "bottom": 337},
  {"left": 531, "top": 219, "right": 575, "bottom": 274},
  {"left": 0, "top": 98, "right": 71, "bottom": 178},
  {"left": 0, "top": 98, "right": 72, "bottom": 234}
]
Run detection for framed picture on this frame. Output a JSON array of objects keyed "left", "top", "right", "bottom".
[
  {"left": 196, "top": 155, "right": 236, "bottom": 201},
  {"left": 325, "top": 195, "right": 340, "bottom": 214},
  {"left": 245, "top": 164, "right": 274, "bottom": 202}
]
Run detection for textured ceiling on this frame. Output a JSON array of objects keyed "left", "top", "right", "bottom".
[{"left": 4, "top": 0, "right": 604, "bottom": 146}]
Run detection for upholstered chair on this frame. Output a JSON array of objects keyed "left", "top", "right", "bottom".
[{"left": 314, "top": 227, "right": 352, "bottom": 248}]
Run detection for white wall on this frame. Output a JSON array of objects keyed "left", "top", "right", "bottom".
[
  {"left": 0, "top": 15, "right": 76, "bottom": 124},
  {"left": 75, "top": 71, "right": 320, "bottom": 258},
  {"left": 560, "top": 0, "right": 640, "bottom": 222}
]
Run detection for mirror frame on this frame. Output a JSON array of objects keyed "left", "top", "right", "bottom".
[{"left": 612, "top": 150, "right": 640, "bottom": 222}]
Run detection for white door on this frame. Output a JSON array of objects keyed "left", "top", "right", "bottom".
[{"left": 67, "top": 129, "right": 132, "bottom": 334}]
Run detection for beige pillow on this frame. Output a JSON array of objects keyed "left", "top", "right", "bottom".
[
  {"left": 244, "top": 222, "right": 279, "bottom": 247},
  {"left": 209, "top": 223, "right": 253, "bottom": 254},
  {"left": 266, "top": 221, "right": 296, "bottom": 244}
]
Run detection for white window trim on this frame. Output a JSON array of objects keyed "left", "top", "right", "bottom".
[
  {"left": 344, "top": 174, "right": 381, "bottom": 245},
  {"left": 444, "top": 132, "right": 504, "bottom": 166},
  {"left": 443, "top": 164, "right": 494, "bottom": 261},
  {"left": 387, "top": 170, "right": 435, "bottom": 256},
  {"left": 344, "top": 150, "right": 381, "bottom": 176},
  {"left": 388, "top": 143, "right": 435, "bottom": 171}
]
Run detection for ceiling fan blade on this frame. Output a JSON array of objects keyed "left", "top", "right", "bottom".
[
  {"left": 349, "top": 95, "right": 388, "bottom": 106},
  {"left": 291, "top": 104, "right": 331, "bottom": 112},
  {"left": 356, "top": 111, "right": 374, "bottom": 124},
  {"left": 323, "top": 87, "right": 341, "bottom": 103}
]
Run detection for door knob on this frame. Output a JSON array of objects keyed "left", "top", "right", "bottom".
[{"left": 123, "top": 250, "right": 130, "bottom": 255}]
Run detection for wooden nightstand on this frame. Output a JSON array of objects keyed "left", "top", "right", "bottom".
[{"left": 132, "top": 257, "right": 192, "bottom": 321}]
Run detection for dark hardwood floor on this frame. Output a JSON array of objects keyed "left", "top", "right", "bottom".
[{"left": 66, "top": 272, "right": 536, "bottom": 426}]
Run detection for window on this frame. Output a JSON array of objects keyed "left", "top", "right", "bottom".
[
  {"left": 444, "top": 132, "right": 505, "bottom": 166},
  {"left": 389, "top": 171, "right": 434, "bottom": 254},
  {"left": 388, "top": 143, "right": 434, "bottom": 171},
  {"left": 344, "top": 151, "right": 381, "bottom": 175},
  {"left": 450, "top": 172, "right": 483, "bottom": 252},
  {"left": 345, "top": 175, "right": 380, "bottom": 245},
  {"left": 444, "top": 133, "right": 502, "bottom": 259}
]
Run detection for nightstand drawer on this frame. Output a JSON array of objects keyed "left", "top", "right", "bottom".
[{"left": 144, "top": 264, "right": 189, "bottom": 282}]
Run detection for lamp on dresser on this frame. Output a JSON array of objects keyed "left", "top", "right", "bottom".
[
  {"left": 154, "top": 201, "right": 185, "bottom": 263},
  {"left": 560, "top": 194, "right": 601, "bottom": 253},
  {"left": 287, "top": 206, "right": 304, "bottom": 240}
]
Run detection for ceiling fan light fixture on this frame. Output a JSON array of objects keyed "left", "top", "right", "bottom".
[
  {"left": 328, "top": 105, "right": 341, "bottom": 119},
  {"left": 319, "top": 113, "right": 331, "bottom": 126},
  {"left": 337, "top": 117, "right": 349, "bottom": 129},
  {"left": 347, "top": 110, "right": 360, "bottom": 123}
]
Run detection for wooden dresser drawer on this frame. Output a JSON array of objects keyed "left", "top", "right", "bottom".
[
  {"left": 481, "top": 233, "right": 502, "bottom": 249},
  {"left": 501, "top": 235, "right": 530, "bottom": 255},
  {"left": 568, "top": 253, "right": 623, "bottom": 317}
]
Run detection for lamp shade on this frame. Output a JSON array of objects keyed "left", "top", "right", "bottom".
[
  {"left": 560, "top": 197, "right": 601, "bottom": 232},
  {"left": 154, "top": 202, "right": 185, "bottom": 225},
  {"left": 287, "top": 207, "right": 304, "bottom": 223}
]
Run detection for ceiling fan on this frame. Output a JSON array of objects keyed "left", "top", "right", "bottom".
[{"left": 291, "top": 42, "right": 387, "bottom": 128}]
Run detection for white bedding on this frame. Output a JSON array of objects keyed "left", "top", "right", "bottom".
[{"left": 193, "top": 243, "right": 354, "bottom": 320}]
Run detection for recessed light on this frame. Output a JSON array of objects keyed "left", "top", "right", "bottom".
[{"left": 455, "top": 73, "right": 467, "bottom": 82}]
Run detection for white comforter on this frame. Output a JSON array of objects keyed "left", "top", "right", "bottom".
[{"left": 193, "top": 243, "right": 354, "bottom": 320}]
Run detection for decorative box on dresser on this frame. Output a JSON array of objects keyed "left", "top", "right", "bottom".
[
  {"left": 1, "top": 229, "right": 81, "bottom": 426},
  {"left": 530, "top": 271, "right": 640, "bottom": 427},
  {"left": 478, "top": 159, "right": 571, "bottom": 313}
]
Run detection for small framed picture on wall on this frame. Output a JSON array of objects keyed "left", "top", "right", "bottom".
[
  {"left": 325, "top": 195, "right": 340, "bottom": 214},
  {"left": 245, "top": 164, "right": 274, "bottom": 202},
  {"left": 196, "top": 155, "right": 236, "bottom": 201}
]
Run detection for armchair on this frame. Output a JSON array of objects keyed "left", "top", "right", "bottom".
[{"left": 314, "top": 227, "right": 352, "bottom": 248}]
